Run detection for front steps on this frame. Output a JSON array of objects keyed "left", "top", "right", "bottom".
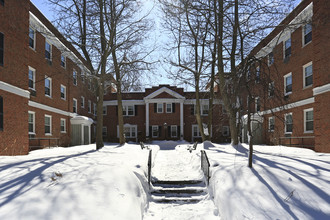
[{"left": 151, "top": 180, "right": 208, "bottom": 203}]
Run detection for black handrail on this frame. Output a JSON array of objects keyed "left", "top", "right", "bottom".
[
  {"left": 147, "top": 149, "right": 152, "bottom": 189},
  {"left": 279, "top": 136, "right": 314, "bottom": 149},
  {"left": 201, "top": 150, "right": 210, "bottom": 185}
]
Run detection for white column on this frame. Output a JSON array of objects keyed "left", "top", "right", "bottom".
[
  {"left": 180, "top": 102, "right": 184, "bottom": 140},
  {"left": 146, "top": 102, "right": 149, "bottom": 137},
  {"left": 88, "top": 125, "right": 91, "bottom": 144}
]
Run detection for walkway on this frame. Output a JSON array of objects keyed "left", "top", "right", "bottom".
[{"left": 143, "top": 142, "right": 219, "bottom": 220}]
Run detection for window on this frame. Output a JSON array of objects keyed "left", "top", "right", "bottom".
[
  {"left": 0, "top": 33, "right": 4, "bottom": 66},
  {"left": 81, "top": 71, "right": 85, "bottom": 83},
  {"left": 152, "top": 126, "right": 159, "bottom": 138},
  {"left": 285, "top": 113, "right": 293, "bottom": 133},
  {"left": 93, "top": 103, "right": 96, "bottom": 116},
  {"left": 88, "top": 100, "right": 91, "bottom": 113},
  {"left": 303, "top": 62, "right": 313, "bottom": 88},
  {"left": 73, "top": 70, "right": 77, "bottom": 86},
  {"left": 29, "top": 28, "right": 35, "bottom": 49},
  {"left": 222, "top": 126, "right": 229, "bottom": 136},
  {"left": 60, "top": 85, "right": 66, "bottom": 100},
  {"left": 45, "top": 41, "right": 52, "bottom": 60},
  {"left": 171, "top": 125, "right": 177, "bottom": 138},
  {"left": 201, "top": 104, "right": 209, "bottom": 115},
  {"left": 102, "top": 127, "right": 107, "bottom": 137},
  {"left": 60, "top": 55, "right": 66, "bottom": 68},
  {"left": 81, "top": 96, "right": 85, "bottom": 108},
  {"left": 45, "top": 115, "right": 52, "bottom": 135},
  {"left": 268, "top": 52, "right": 274, "bottom": 66},
  {"left": 0, "top": 96, "right": 3, "bottom": 131},
  {"left": 60, "top": 118, "right": 66, "bottom": 133},
  {"left": 268, "top": 116, "right": 274, "bottom": 132},
  {"left": 118, "top": 125, "right": 137, "bottom": 138},
  {"left": 103, "top": 106, "right": 107, "bottom": 115},
  {"left": 28, "top": 111, "right": 35, "bottom": 134},
  {"left": 284, "top": 73, "right": 292, "bottom": 95},
  {"left": 73, "top": 98, "right": 77, "bottom": 113},
  {"left": 0, "top": 0, "right": 3, "bottom": 6},
  {"left": 123, "top": 105, "right": 134, "bottom": 116},
  {"left": 255, "top": 66, "right": 260, "bottom": 83},
  {"left": 284, "top": 38, "right": 291, "bottom": 59},
  {"left": 166, "top": 103, "right": 172, "bottom": 113},
  {"left": 45, "top": 76, "right": 52, "bottom": 97},
  {"left": 303, "top": 23, "right": 312, "bottom": 45},
  {"left": 255, "top": 97, "right": 260, "bottom": 112},
  {"left": 28, "top": 67, "right": 36, "bottom": 90},
  {"left": 157, "top": 103, "right": 163, "bottom": 113},
  {"left": 268, "top": 82, "right": 274, "bottom": 97},
  {"left": 304, "top": 108, "right": 313, "bottom": 133},
  {"left": 192, "top": 125, "right": 201, "bottom": 137}
]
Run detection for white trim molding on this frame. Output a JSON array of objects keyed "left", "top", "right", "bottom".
[
  {"left": 0, "top": 81, "right": 30, "bottom": 98},
  {"left": 144, "top": 87, "right": 185, "bottom": 101},
  {"left": 313, "top": 83, "right": 330, "bottom": 96},
  {"left": 29, "top": 100, "right": 71, "bottom": 116},
  {"left": 103, "top": 100, "right": 145, "bottom": 106}
]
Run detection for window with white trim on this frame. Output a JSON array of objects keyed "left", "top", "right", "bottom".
[
  {"left": 255, "top": 66, "right": 260, "bottom": 83},
  {"left": 60, "top": 55, "right": 66, "bottom": 68},
  {"left": 73, "top": 70, "right": 77, "bottom": 86},
  {"left": 60, "top": 85, "right": 66, "bottom": 100},
  {"left": 45, "top": 41, "right": 52, "bottom": 60},
  {"left": 93, "top": 103, "right": 97, "bottom": 116},
  {"left": 201, "top": 104, "right": 209, "bottom": 115},
  {"left": 222, "top": 126, "right": 229, "bottom": 136},
  {"left": 81, "top": 96, "right": 85, "bottom": 108},
  {"left": 60, "top": 118, "right": 66, "bottom": 133},
  {"left": 45, "top": 76, "right": 52, "bottom": 97},
  {"left": 255, "top": 97, "right": 260, "bottom": 112},
  {"left": 29, "top": 27, "right": 35, "bottom": 49},
  {"left": 103, "top": 106, "right": 107, "bottom": 115},
  {"left": 152, "top": 125, "right": 159, "bottom": 138},
  {"left": 28, "top": 111, "right": 35, "bottom": 134},
  {"left": 284, "top": 73, "right": 292, "bottom": 95},
  {"left": 171, "top": 125, "right": 177, "bottom": 138},
  {"left": 45, "top": 115, "right": 52, "bottom": 135},
  {"left": 192, "top": 125, "right": 201, "bottom": 137},
  {"left": 88, "top": 100, "right": 91, "bottom": 113},
  {"left": 166, "top": 103, "right": 172, "bottom": 113},
  {"left": 303, "top": 23, "right": 312, "bottom": 46},
  {"left": 284, "top": 38, "right": 291, "bottom": 59},
  {"left": 304, "top": 108, "right": 313, "bottom": 133},
  {"left": 73, "top": 98, "right": 77, "bottom": 113},
  {"left": 157, "top": 103, "right": 163, "bottom": 113},
  {"left": 303, "top": 62, "right": 313, "bottom": 88},
  {"left": 81, "top": 71, "right": 85, "bottom": 83},
  {"left": 123, "top": 105, "right": 134, "bottom": 116},
  {"left": 268, "top": 116, "right": 274, "bottom": 132},
  {"left": 268, "top": 81, "right": 274, "bottom": 97},
  {"left": 28, "top": 67, "right": 36, "bottom": 90},
  {"left": 117, "top": 125, "right": 137, "bottom": 138},
  {"left": 285, "top": 113, "right": 293, "bottom": 133},
  {"left": 268, "top": 51, "right": 274, "bottom": 66}
]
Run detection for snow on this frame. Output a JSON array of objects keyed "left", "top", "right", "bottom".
[{"left": 0, "top": 141, "right": 329, "bottom": 220}]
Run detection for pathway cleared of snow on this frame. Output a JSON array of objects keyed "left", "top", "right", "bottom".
[{"left": 143, "top": 142, "right": 220, "bottom": 220}]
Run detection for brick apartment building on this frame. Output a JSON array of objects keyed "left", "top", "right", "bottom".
[
  {"left": 0, "top": 1, "right": 97, "bottom": 155},
  {"left": 103, "top": 85, "right": 230, "bottom": 143},
  {"left": 240, "top": 0, "right": 330, "bottom": 152}
]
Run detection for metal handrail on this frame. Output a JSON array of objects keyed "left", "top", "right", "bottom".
[
  {"left": 279, "top": 136, "right": 315, "bottom": 149},
  {"left": 201, "top": 150, "right": 210, "bottom": 185},
  {"left": 29, "top": 137, "right": 59, "bottom": 150},
  {"left": 147, "top": 149, "right": 152, "bottom": 189}
]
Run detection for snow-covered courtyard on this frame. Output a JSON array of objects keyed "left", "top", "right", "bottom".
[{"left": 0, "top": 141, "right": 329, "bottom": 219}]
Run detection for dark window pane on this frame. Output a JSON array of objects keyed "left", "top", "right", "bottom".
[
  {"left": 0, "top": 33, "right": 3, "bottom": 66},
  {"left": 305, "top": 75, "right": 313, "bottom": 87}
]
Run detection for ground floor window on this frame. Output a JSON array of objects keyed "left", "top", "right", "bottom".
[
  {"left": 268, "top": 116, "right": 274, "bottom": 132},
  {"left": 304, "top": 108, "right": 313, "bottom": 133},
  {"left": 102, "top": 126, "right": 107, "bottom": 137},
  {"left": 152, "top": 125, "right": 159, "bottom": 138},
  {"left": 28, "top": 111, "right": 35, "bottom": 134},
  {"left": 285, "top": 113, "right": 293, "bottom": 133},
  {"left": 45, "top": 115, "right": 52, "bottom": 135},
  {"left": 170, "top": 125, "right": 177, "bottom": 138},
  {"left": 60, "top": 118, "right": 66, "bottom": 133},
  {"left": 222, "top": 126, "right": 229, "bottom": 136},
  {"left": 192, "top": 125, "right": 201, "bottom": 137},
  {"left": 117, "top": 125, "right": 137, "bottom": 138}
]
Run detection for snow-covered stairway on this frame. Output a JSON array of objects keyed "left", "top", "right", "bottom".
[{"left": 151, "top": 180, "right": 207, "bottom": 203}]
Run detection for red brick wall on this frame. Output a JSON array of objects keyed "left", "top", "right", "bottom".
[{"left": 314, "top": 92, "right": 330, "bottom": 152}]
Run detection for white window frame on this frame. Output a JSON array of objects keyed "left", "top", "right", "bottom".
[
  {"left": 123, "top": 105, "right": 134, "bottom": 116},
  {"left": 222, "top": 126, "right": 229, "bottom": 136},
  {"left": 73, "top": 70, "right": 77, "bottom": 86},
  {"left": 60, "top": 118, "right": 66, "bottom": 133},
  {"left": 28, "top": 66, "right": 36, "bottom": 90},
  {"left": 268, "top": 51, "right": 274, "bottom": 66},
  {"left": 201, "top": 104, "right": 209, "bottom": 116},
  {"left": 88, "top": 100, "right": 92, "bottom": 113},
  {"left": 303, "top": 23, "right": 312, "bottom": 46},
  {"left": 60, "top": 54, "right": 66, "bottom": 68},
  {"left": 268, "top": 81, "right": 274, "bottom": 98},
  {"left": 152, "top": 125, "right": 159, "bottom": 138},
  {"left": 81, "top": 96, "right": 85, "bottom": 108},
  {"left": 28, "top": 111, "right": 35, "bottom": 134},
  {"left": 45, "top": 114, "right": 52, "bottom": 135},
  {"left": 93, "top": 103, "right": 97, "bottom": 116},
  {"left": 73, "top": 98, "right": 77, "bottom": 113},
  {"left": 166, "top": 103, "right": 172, "bottom": 113},
  {"left": 45, "top": 76, "right": 52, "bottom": 97},
  {"left": 255, "top": 66, "right": 260, "bottom": 83},
  {"left": 268, "top": 116, "right": 275, "bottom": 132},
  {"left": 304, "top": 108, "right": 313, "bottom": 133},
  {"left": 303, "top": 62, "right": 313, "bottom": 88},
  {"left": 157, "top": 103, "right": 163, "bottom": 113},
  {"left": 171, "top": 125, "right": 177, "bottom": 138},
  {"left": 284, "top": 37, "right": 291, "bottom": 59},
  {"left": 60, "top": 84, "right": 66, "bottom": 100},
  {"left": 117, "top": 125, "right": 137, "bottom": 138},
  {"left": 192, "top": 125, "right": 201, "bottom": 138},
  {"left": 103, "top": 106, "right": 107, "bottom": 115},
  {"left": 29, "top": 27, "right": 36, "bottom": 50},
  {"left": 284, "top": 73, "right": 292, "bottom": 95},
  {"left": 45, "top": 40, "right": 52, "bottom": 60},
  {"left": 255, "top": 97, "right": 260, "bottom": 112},
  {"left": 284, "top": 113, "right": 293, "bottom": 134},
  {"left": 81, "top": 71, "right": 85, "bottom": 83}
]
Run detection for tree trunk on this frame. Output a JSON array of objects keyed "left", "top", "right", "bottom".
[
  {"left": 195, "top": 84, "right": 206, "bottom": 142},
  {"left": 247, "top": 97, "right": 253, "bottom": 168},
  {"left": 96, "top": 78, "right": 104, "bottom": 150}
]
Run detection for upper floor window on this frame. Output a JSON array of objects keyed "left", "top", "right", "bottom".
[
  {"left": 60, "top": 84, "right": 66, "bottom": 100},
  {"left": 303, "top": 23, "right": 312, "bottom": 46},
  {"left": 268, "top": 116, "right": 274, "bottom": 132},
  {"left": 0, "top": 33, "right": 4, "bottom": 66},
  {"left": 45, "top": 76, "right": 52, "bottom": 97},
  {"left": 45, "top": 41, "right": 52, "bottom": 60},
  {"left": 60, "top": 55, "right": 66, "bottom": 68},
  {"left": 88, "top": 100, "right": 92, "bottom": 113},
  {"left": 201, "top": 104, "right": 209, "bottom": 115},
  {"left": 303, "top": 62, "right": 313, "bottom": 88},
  {"left": 29, "top": 28, "right": 35, "bottom": 49},
  {"left": 268, "top": 52, "right": 274, "bottom": 66},
  {"left": 284, "top": 73, "right": 292, "bottom": 95},
  {"left": 93, "top": 103, "right": 97, "bottom": 116},
  {"left": 73, "top": 70, "right": 77, "bottom": 86},
  {"left": 304, "top": 108, "right": 313, "bottom": 133},
  {"left": 268, "top": 81, "right": 274, "bottom": 97},
  {"left": 255, "top": 66, "right": 260, "bottom": 83},
  {"left": 157, "top": 103, "right": 163, "bottom": 113},
  {"left": 88, "top": 78, "right": 92, "bottom": 90},
  {"left": 81, "top": 71, "right": 85, "bottom": 83},
  {"left": 81, "top": 96, "right": 85, "bottom": 108},
  {"left": 284, "top": 38, "right": 291, "bottom": 59},
  {"left": 166, "top": 103, "right": 172, "bottom": 113},
  {"left": 0, "top": 96, "right": 3, "bottom": 131},
  {"left": 73, "top": 98, "right": 77, "bottom": 113},
  {"left": 123, "top": 105, "right": 134, "bottom": 116},
  {"left": 285, "top": 113, "right": 293, "bottom": 133},
  {"left": 28, "top": 67, "right": 36, "bottom": 90},
  {"left": 103, "top": 106, "right": 107, "bottom": 115}
]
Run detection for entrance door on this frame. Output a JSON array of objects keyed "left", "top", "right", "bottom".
[
  {"left": 71, "top": 124, "right": 82, "bottom": 145},
  {"left": 84, "top": 126, "right": 89, "bottom": 145}
]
